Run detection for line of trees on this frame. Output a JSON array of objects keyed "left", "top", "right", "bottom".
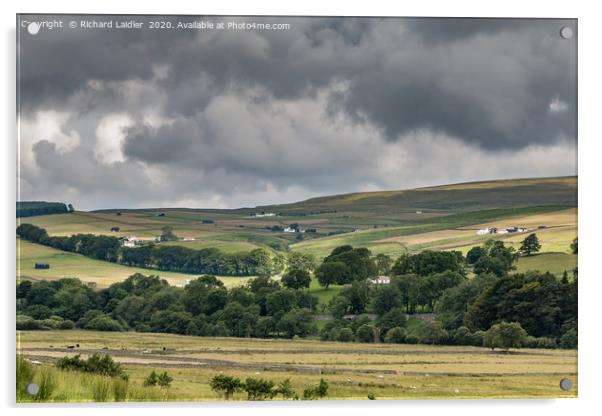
[
  {"left": 17, "top": 201, "right": 73, "bottom": 218},
  {"left": 17, "top": 223, "right": 283, "bottom": 276}
]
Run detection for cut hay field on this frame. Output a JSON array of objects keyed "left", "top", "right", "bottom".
[
  {"left": 17, "top": 330, "right": 577, "bottom": 401},
  {"left": 291, "top": 207, "right": 576, "bottom": 259},
  {"left": 17, "top": 239, "right": 253, "bottom": 288}
]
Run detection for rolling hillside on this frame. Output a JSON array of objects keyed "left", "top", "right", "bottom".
[{"left": 17, "top": 176, "right": 577, "bottom": 283}]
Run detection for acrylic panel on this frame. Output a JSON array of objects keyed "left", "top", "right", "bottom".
[{"left": 16, "top": 15, "right": 577, "bottom": 402}]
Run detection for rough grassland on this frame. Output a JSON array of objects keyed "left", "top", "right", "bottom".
[{"left": 17, "top": 330, "right": 577, "bottom": 402}]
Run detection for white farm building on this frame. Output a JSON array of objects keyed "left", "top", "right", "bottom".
[{"left": 367, "top": 276, "right": 391, "bottom": 285}]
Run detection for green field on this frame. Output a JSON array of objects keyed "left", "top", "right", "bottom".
[
  {"left": 160, "top": 239, "right": 262, "bottom": 253},
  {"left": 17, "top": 330, "right": 577, "bottom": 401},
  {"left": 515, "top": 253, "right": 578, "bottom": 278},
  {"left": 16, "top": 176, "right": 578, "bottom": 295},
  {"left": 17, "top": 238, "right": 253, "bottom": 288}
]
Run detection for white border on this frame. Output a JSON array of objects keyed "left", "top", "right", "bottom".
[{"left": 2, "top": 1, "right": 601, "bottom": 415}]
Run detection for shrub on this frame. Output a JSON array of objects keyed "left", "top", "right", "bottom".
[
  {"left": 16, "top": 315, "right": 49, "bottom": 330},
  {"left": 33, "top": 367, "right": 57, "bottom": 402},
  {"left": 560, "top": 328, "right": 578, "bottom": 349},
  {"left": 524, "top": 335, "right": 537, "bottom": 348},
  {"left": 384, "top": 327, "right": 406, "bottom": 344},
  {"left": 337, "top": 327, "right": 354, "bottom": 342},
  {"left": 38, "top": 319, "right": 61, "bottom": 329},
  {"left": 534, "top": 337, "right": 557, "bottom": 349},
  {"left": 244, "top": 377, "right": 275, "bottom": 401},
  {"left": 58, "top": 320, "right": 75, "bottom": 330},
  {"left": 483, "top": 321, "right": 528, "bottom": 351},
  {"left": 274, "top": 378, "right": 296, "bottom": 399},
  {"left": 356, "top": 324, "right": 376, "bottom": 343},
  {"left": 157, "top": 372, "right": 173, "bottom": 388},
  {"left": 303, "top": 378, "right": 329, "bottom": 400},
  {"left": 91, "top": 378, "right": 112, "bottom": 402},
  {"left": 209, "top": 374, "right": 244, "bottom": 399},
  {"left": 408, "top": 321, "right": 448, "bottom": 345},
  {"left": 143, "top": 371, "right": 158, "bottom": 387},
  {"left": 56, "top": 354, "right": 128, "bottom": 380},
  {"left": 25, "top": 304, "right": 53, "bottom": 320},
  {"left": 470, "top": 330, "right": 486, "bottom": 346},
  {"left": 451, "top": 326, "right": 472, "bottom": 345},
  {"left": 84, "top": 315, "right": 124, "bottom": 332}
]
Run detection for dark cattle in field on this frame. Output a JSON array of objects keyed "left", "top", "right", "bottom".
[{"left": 110, "top": 226, "right": 120, "bottom": 232}]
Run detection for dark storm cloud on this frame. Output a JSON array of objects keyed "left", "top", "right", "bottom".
[
  {"left": 17, "top": 15, "right": 577, "bottom": 209},
  {"left": 19, "top": 15, "right": 576, "bottom": 150}
]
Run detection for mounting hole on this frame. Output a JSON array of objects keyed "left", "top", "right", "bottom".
[
  {"left": 26, "top": 383, "right": 39, "bottom": 395},
  {"left": 27, "top": 22, "right": 40, "bottom": 35},
  {"left": 559, "top": 378, "right": 573, "bottom": 391},
  {"left": 560, "top": 26, "right": 573, "bottom": 39}
]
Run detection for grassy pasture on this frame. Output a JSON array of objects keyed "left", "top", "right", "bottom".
[
  {"left": 17, "top": 239, "right": 252, "bottom": 288},
  {"left": 160, "top": 239, "right": 262, "bottom": 253},
  {"left": 515, "top": 253, "right": 577, "bottom": 278},
  {"left": 17, "top": 330, "right": 577, "bottom": 401}
]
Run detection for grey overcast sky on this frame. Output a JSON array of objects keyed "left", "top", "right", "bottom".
[{"left": 18, "top": 16, "right": 577, "bottom": 210}]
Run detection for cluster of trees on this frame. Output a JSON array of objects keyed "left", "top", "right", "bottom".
[
  {"left": 315, "top": 246, "right": 378, "bottom": 288},
  {"left": 17, "top": 223, "right": 283, "bottom": 277},
  {"left": 17, "top": 201, "right": 73, "bottom": 218},
  {"left": 325, "top": 250, "right": 466, "bottom": 319},
  {"left": 17, "top": 272, "right": 319, "bottom": 339},
  {"left": 436, "top": 241, "right": 578, "bottom": 349},
  {"left": 319, "top": 241, "right": 577, "bottom": 349},
  {"left": 466, "top": 240, "right": 518, "bottom": 276},
  {"left": 209, "top": 374, "right": 328, "bottom": 401}
]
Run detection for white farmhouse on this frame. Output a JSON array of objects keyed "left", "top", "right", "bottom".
[
  {"left": 367, "top": 276, "right": 391, "bottom": 285},
  {"left": 121, "top": 235, "right": 140, "bottom": 248},
  {"left": 252, "top": 212, "right": 277, "bottom": 218}
]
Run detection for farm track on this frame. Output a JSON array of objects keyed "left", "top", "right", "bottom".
[
  {"left": 21, "top": 346, "right": 562, "bottom": 357},
  {"left": 21, "top": 351, "right": 575, "bottom": 378},
  {"left": 20, "top": 346, "right": 574, "bottom": 378}
]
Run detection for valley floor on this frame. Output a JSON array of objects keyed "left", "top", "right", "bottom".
[{"left": 17, "top": 330, "right": 577, "bottom": 402}]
